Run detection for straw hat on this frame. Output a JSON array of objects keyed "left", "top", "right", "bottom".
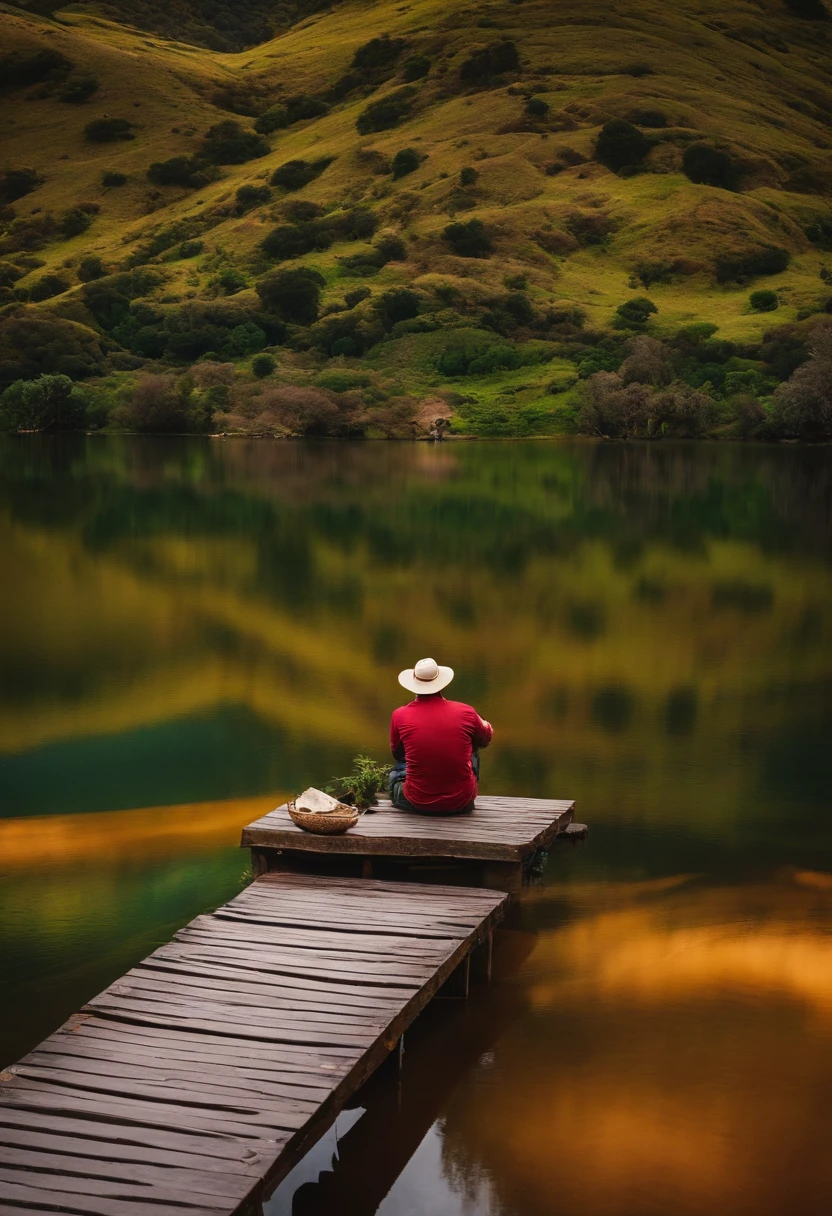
[{"left": 398, "top": 657, "right": 454, "bottom": 696}]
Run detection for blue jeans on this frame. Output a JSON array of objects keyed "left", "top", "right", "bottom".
[{"left": 388, "top": 754, "right": 480, "bottom": 815}]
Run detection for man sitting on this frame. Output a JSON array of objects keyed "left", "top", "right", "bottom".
[{"left": 389, "top": 657, "right": 493, "bottom": 815}]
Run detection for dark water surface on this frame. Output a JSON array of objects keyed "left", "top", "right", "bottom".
[{"left": 2, "top": 436, "right": 832, "bottom": 1215}]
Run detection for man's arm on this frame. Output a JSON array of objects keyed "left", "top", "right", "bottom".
[
  {"left": 390, "top": 712, "right": 405, "bottom": 761},
  {"left": 472, "top": 712, "right": 493, "bottom": 750}
]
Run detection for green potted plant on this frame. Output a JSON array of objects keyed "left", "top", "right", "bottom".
[{"left": 327, "top": 755, "right": 390, "bottom": 810}]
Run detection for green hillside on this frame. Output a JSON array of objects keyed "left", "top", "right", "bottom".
[{"left": 1, "top": 0, "right": 831, "bottom": 438}]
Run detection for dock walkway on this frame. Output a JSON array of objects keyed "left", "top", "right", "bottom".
[{"left": 0, "top": 872, "right": 506, "bottom": 1215}]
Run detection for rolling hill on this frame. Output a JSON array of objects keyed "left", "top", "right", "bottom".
[{"left": 0, "top": 0, "right": 831, "bottom": 437}]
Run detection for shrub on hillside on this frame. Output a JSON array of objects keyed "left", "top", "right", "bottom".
[
  {"left": 443, "top": 219, "right": 492, "bottom": 258},
  {"left": 0, "top": 168, "right": 43, "bottom": 205},
  {"left": 436, "top": 330, "right": 554, "bottom": 376},
  {"left": 254, "top": 385, "right": 361, "bottom": 436},
  {"left": 190, "top": 362, "right": 235, "bottom": 390},
  {"left": 613, "top": 297, "right": 658, "bottom": 329},
  {"left": 353, "top": 35, "right": 408, "bottom": 72},
  {"left": 750, "top": 289, "right": 779, "bottom": 312},
  {"left": 235, "top": 184, "right": 271, "bottom": 213},
  {"left": 758, "top": 323, "right": 811, "bottom": 380},
  {"left": 147, "top": 157, "right": 210, "bottom": 189},
  {"left": 579, "top": 371, "right": 713, "bottom": 438},
  {"left": 628, "top": 108, "right": 667, "bottom": 127},
  {"left": 102, "top": 170, "right": 128, "bottom": 187},
  {"left": 78, "top": 255, "right": 106, "bottom": 282},
  {"left": 261, "top": 224, "right": 313, "bottom": 260},
  {"left": 60, "top": 206, "right": 95, "bottom": 238},
  {"left": 460, "top": 40, "right": 520, "bottom": 82},
  {"left": 804, "top": 218, "right": 832, "bottom": 250},
  {"left": 771, "top": 323, "right": 832, "bottom": 438},
  {"left": 337, "top": 251, "right": 386, "bottom": 276},
  {"left": 156, "top": 306, "right": 271, "bottom": 362},
  {"left": 251, "top": 352, "right": 276, "bottom": 378},
  {"left": 345, "top": 286, "right": 372, "bottom": 309},
  {"left": 682, "top": 142, "right": 741, "bottom": 190},
  {"left": 633, "top": 258, "right": 696, "bottom": 288},
  {"left": 283, "top": 200, "right": 325, "bottom": 223},
  {"left": 594, "top": 120, "right": 651, "bottom": 172},
  {"left": 199, "top": 120, "right": 269, "bottom": 165},
  {"left": 392, "top": 148, "right": 421, "bottom": 179},
  {"left": 285, "top": 95, "right": 330, "bottom": 123},
  {"left": 270, "top": 158, "right": 334, "bottom": 190},
  {"left": 783, "top": 0, "right": 829, "bottom": 17},
  {"left": 374, "top": 288, "right": 420, "bottom": 329},
  {"left": 356, "top": 88, "right": 415, "bottom": 134},
  {"left": 60, "top": 76, "right": 99, "bottom": 103},
  {"left": 87, "top": 288, "right": 280, "bottom": 362},
  {"left": 208, "top": 267, "right": 247, "bottom": 296},
  {"left": 367, "top": 396, "right": 419, "bottom": 438},
  {"left": 84, "top": 118, "right": 134, "bottom": 143},
  {"left": 261, "top": 206, "right": 377, "bottom": 262},
  {"left": 617, "top": 335, "right": 675, "bottom": 386},
  {"left": 0, "top": 373, "right": 87, "bottom": 432},
  {"left": 0, "top": 315, "right": 104, "bottom": 385},
  {"left": 402, "top": 53, "right": 430, "bottom": 81},
  {"left": 482, "top": 290, "right": 535, "bottom": 335},
  {"left": 0, "top": 214, "right": 57, "bottom": 254},
  {"left": 254, "top": 105, "right": 289, "bottom": 134},
  {"left": 564, "top": 210, "right": 617, "bottom": 246},
  {"left": 525, "top": 97, "right": 549, "bottom": 118},
  {"left": 0, "top": 262, "right": 23, "bottom": 288},
  {"left": 256, "top": 267, "right": 325, "bottom": 325},
  {"left": 330, "top": 35, "right": 409, "bottom": 99},
  {"left": 459, "top": 166, "right": 479, "bottom": 188},
  {"left": 177, "top": 240, "right": 203, "bottom": 259},
  {"left": 27, "top": 273, "right": 70, "bottom": 302},
  {"left": 715, "top": 246, "right": 790, "bottom": 284},
  {"left": 375, "top": 233, "right": 407, "bottom": 261},
  {"left": 545, "top": 147, "right": 587, "bottom": 175},
  {"left": 121, "top": 375, "right": 202, "bottom": 433},
  {"left": 0, "top": 49, "right": 73, "bottom": 91}
]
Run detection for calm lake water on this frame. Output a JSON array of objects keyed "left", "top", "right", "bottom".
[{"left": 1, "top": 436, "right": 832, "bottom": 1215}]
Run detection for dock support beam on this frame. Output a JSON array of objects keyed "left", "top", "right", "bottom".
[
  {"left": 480, "top": 860, "right": 523, "bottom": 895},
  {"left": 436, "top": 954, "right": 470, "bottom": 1001},
  {"left": 471, "top": 928, "right": 493, "bottom": 984}
]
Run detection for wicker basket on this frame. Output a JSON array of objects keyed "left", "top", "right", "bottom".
[{"left": 287, "top": 801, "right": 360, "bottom": 835}]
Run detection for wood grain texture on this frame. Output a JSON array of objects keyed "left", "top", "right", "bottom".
[
  {"left": 0, "top": 874, "right": 506, "bottom": 1214},
  {"left": 241, "top": 795, "right": 574, "bottom": 861}
]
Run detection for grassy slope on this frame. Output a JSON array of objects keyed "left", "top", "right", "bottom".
[{"left": 1, "top": 0, "right": 831, "bottom": 431}]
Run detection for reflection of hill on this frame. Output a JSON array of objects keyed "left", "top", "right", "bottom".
[
  {"left": 0, "top": 793, "right": 275, "bottom": 868},
  {"left": 1, "top": 438, "right": 830, "bottom": 841},
  {"left": 0, "top": 794, "right": 252, "bottom": 1067},
  {"left": 440, "top": 872, "right": 832, "bottom": 1216}
]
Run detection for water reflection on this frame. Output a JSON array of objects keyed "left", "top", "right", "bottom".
[
  {"left": 437, "top": 865, "right": 832, "bottom": 1216},
  {"left": 1, "top": 437, "right": 831, "bottom": 1214}
]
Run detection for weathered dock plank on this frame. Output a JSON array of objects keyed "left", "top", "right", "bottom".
[
  {"left": 242, "top": 794, "right": 574, "bottom": 863},
  {"left": 242, "top": 794, "right": 575, "bottom": 892},
  {"left": 0, "top": 873, "right": 506, "bottom": 1214}
]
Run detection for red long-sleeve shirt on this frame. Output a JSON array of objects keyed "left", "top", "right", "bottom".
[{"left": 390, "top": 694, "right": 493, "bottom": 812}]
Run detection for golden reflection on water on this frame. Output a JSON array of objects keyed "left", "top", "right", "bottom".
[
  {"left": 0, "top": 793, "right": 277, "bottom": 869},
  {"left": 523, "top": 871, "right": 832, "bottom": 1014},
  {"left": 439, "top": 870, "right": 832, "bottom": 1216}
]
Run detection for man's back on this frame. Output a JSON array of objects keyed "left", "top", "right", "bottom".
[{"left": 390, "top": 694, "right": 493, "bottom": 813}]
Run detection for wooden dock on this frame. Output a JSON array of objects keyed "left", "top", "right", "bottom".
[
  {"left": 243, "top": 794, "right": 575, "bottom": 892},
  {"left": 0, "top": 872, "right": 506, "bottom": 1215}
]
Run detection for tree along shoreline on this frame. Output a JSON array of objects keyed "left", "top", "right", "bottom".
[
  {"left": 1, "top": 430, "right": 828, "bottom": 446},
  {"left": 1, "top": 321, "right": 830, "bottom": 442}
]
